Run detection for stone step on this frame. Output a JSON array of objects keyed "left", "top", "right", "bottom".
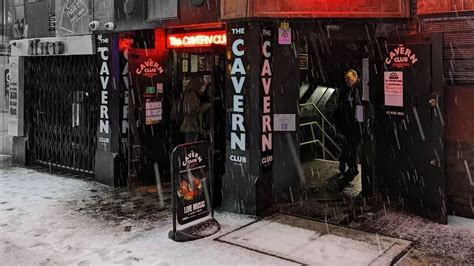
[{"left": 0, "top": 155, "right": 12, "bottom": 169}]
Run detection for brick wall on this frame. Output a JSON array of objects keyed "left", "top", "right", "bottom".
[
  {"left": 445, "top": 88, "right": 474, "bottom": 218},
  {"left": 93, "top": 0, "right": 114, "bottom": 27},
  {"left": 420, "top": 14, "right": 474, "bottom": 219}
]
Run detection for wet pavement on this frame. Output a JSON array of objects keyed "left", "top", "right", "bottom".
[{"left": 1, "top": 164, "right": 473, "bottom": 264}]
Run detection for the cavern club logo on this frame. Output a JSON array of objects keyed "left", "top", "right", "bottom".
[
  {"left": 385, "top": 44, "right": 418, "bottom": 69},
  {"left": 182, "top": 151, "right": 203, "bottom": 167},
  {"left": 135, "top": 59, "right": 164, "bottom": 77},
  {"left": 389, "top": 72, "right": 399, "bottom": 79}
]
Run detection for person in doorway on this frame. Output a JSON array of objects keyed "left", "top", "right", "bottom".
[
  {"left": 180, "top": 76, "right": 211, "bottom": 143},
  {"left": 335, "top": 69, "right": 363, "bottom": 177},
  {"left": 199, "top": 74, "right": 213, "bottom": 138}
]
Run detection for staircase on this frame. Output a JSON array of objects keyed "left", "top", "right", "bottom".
[{"left": 299, "top": 84, "right": 341, "bottom": 162}]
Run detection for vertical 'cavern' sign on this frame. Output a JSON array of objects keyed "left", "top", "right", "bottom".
[
  {"left": 260, "top": 26, "right": 273, "bottom": 173},
  {"left": 227, "top": 26, "right": 249, "bottom": 171},
  {"left": 97, "top": 34, "right": 112, "bottom": 151}
]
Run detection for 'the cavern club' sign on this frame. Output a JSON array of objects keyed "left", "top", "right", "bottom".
[
  {"left": 385, "top": 44, "right": 418, "bottom": 69},
  {"left": 226, "top": 26, "right": 249, "bottom": 170},
  {"left": 167, "top": 31, "right": 227, "bottom": 48},
  {"left": 135, "top": 58, "right": 164, "bottom": 77},
  {"left": 97, "top": 34, "right": 112, "bottom": 149},
  {"left": 260, "top": 26, "right": 273, "bottom": 172}
]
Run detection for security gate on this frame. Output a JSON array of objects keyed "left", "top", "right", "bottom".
[{"left": 25, "top": 56, "right": 99, "bottom": 175}]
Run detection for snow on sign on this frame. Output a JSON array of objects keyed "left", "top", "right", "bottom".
[{"left": 384, "top": 71, "right": 404, "bottom": 107}]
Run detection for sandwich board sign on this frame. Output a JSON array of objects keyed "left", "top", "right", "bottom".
[{"left": 169, "top": 141, "right": 219, "bottom": 241}]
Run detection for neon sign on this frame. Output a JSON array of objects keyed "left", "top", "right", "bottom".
[
  {"left": 385, "top": 44, "right": 418, "bottom": 69},
  {"left": 167, "top": 31, "right": 227, "bottom": 48}
]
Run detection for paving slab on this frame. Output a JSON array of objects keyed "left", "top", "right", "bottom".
[{"left": 217, "top": 213, "right": 412, "bottom": 265}]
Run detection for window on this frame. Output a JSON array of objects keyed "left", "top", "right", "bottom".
[{"left": 147, "top": 0, "right": 178, "bottom": 21}]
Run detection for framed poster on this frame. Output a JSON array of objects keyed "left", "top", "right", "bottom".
[
  {"left": 299, "top": 54, "right": 309, "bottom": 70},
  {"left": 384, "top": 71, "right": 404, "bottom": 107}
]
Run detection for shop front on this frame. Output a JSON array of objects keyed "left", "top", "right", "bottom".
[
  {"left": 103, "top": 0, "right": 451, "bottom": 224},
  {"left": 218, "top": 0, "right": 448, "bottom": 223},
  {"left": 9, "top": 35, "right": 98, "bottom": 175},
  {"left": 120, "top": 25, "right": 227, "bottom": 207}
]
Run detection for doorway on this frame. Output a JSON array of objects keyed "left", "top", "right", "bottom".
[
  {"left": 170, "top": 46, "right": 227, "bottom": 207},
  {"left": 274, "top": 22, "right": 377, "bottom": 225}
]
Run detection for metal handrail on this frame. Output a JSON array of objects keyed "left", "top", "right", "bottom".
[
  {"left": 300, "top": 121, "right": 341, "bottom": 153},
  {"left": 299, "top": 102, "right": 341, "bottom": 161},
  {"left": 300, "top": 103, "right": 337, "bottom": 134}
]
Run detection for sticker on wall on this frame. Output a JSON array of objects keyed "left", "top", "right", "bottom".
[
  {"left": 384, "top": 71, "right": 403, "bottom": 107},
  {"left": 278, "top": 22, "right": 291, "bottom": 45},
  {"left": 278, "top": 28, "right": 291, "bottom": 45},
  {"left": 274, "top": 114, "right": 296, "bottom": 132}
]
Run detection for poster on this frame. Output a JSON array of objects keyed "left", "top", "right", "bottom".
[
  {"left": 4, "top": 69, "right": 9, "bottom": 111},
  {"left": 190, "top": 54, "right": 198, "bottom": 73},
  {"left": 145, "top": 100, "right": 162, "bottom": 125},
  {"left": 299, "top": 54, "right": 309, "bottom": 70},
  {"left": 7, "top": 62, "right": 19, "bottom": 136},
  {"left": 362, "top": 58, "right": 370, "bottom": 101},
  {"left": 384, "top": 71, "right": 404, "bottom": 107},
  {"left": 174, "top": 142, "right": 211, "bottom": 225},
  {"left": 144, "top": 85, "right": 163, "bottom": 125},
  {"left": 182, "top": 59, "right": 189, "bottom": 73},
  {"left": 274, "top": 114, "right": 296, "bottom": 131},
  {"left": 198, "top": 55, "right": 206, "bottom": 71}
]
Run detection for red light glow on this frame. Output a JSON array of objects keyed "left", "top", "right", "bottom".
[
  {"left": 119, "top": 38, "right": 134, "bottom": 52},
  {"left": 167, "top": 31, "right": 227, "bottom": 48}
]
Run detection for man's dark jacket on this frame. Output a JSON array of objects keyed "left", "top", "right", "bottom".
[{"left": 335, "top": 81, "right": 363, "bottom": 142}]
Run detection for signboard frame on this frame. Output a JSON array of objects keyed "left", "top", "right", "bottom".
[{"left": 169, "top": 141, "right": 219, "bottom": 242}]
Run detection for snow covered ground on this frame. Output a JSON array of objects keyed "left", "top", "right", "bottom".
[
  {"left": 1, "top": 165, "right": 473, "bottom": 265},
  {"left": 0, "top": 167, "right": 288, "bottom": 265}
]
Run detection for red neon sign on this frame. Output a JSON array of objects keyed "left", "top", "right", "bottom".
[{"left": 167, "top": 31, "right": 227, "bottom": 48}]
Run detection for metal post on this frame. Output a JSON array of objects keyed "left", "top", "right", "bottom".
[
  {"left": 322, "top": 118, "right": 326, "bottom": 160},
  {"left": 170, "top": 150, "right": 177, "bottom": 240}
]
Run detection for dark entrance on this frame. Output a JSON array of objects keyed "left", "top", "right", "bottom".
[
  {"left": 272, "top": 22, "right": 377, "bottom": 225},
  {"left": 170, "top": 46, "right": 227, "bottom": 207},
  {"left": 374, "top": 34, "right": 446, "bottom": 223},
  {"left": 25, "top": 56, "right": 99, "bottom": 174}
]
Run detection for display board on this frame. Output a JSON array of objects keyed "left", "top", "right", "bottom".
[
  {"left": 418, "top": 0, "right": 474, "bottom": 14},
  {"left": 254, "top": 0, "right": 409, "bottom": 18}
]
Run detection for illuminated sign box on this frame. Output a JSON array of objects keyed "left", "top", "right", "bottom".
[
  {"left": 253, "top": 0, "right": 410, "bottom": 18},
  {"left": 167, "top": 31, "right": 227, "bottom": 48}
]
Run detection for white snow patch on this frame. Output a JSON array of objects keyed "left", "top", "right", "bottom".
[
  {"left": 448, "top": 215, "right": 474, "bottom": 232},
  {"left": 0, "top": 167, "right": 290, "bottom": 265}
]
